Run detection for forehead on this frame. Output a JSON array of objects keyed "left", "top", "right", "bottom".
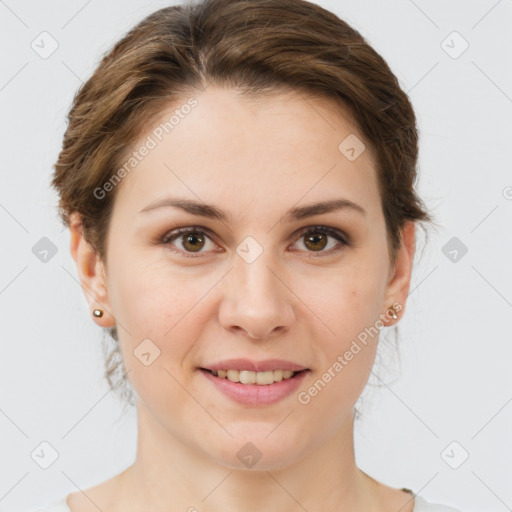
[{"left": 112, "top": 85, "right": 381, "bottom": 221}]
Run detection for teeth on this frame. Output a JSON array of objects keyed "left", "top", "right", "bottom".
[{"left": 211, "top": 369, "right": 298, "bottom": 384}]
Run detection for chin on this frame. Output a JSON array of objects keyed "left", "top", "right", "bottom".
[{"left": 206, "top": 432, "right": 306, "bottom": 472}]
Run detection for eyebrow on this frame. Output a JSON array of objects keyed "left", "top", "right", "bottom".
[{"left": 138, "top": 197, "right": 367, "bottom": 221}]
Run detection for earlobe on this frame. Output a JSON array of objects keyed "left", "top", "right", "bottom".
[{"left": 68, "top": 212, "right": 116, "bottom": 328}]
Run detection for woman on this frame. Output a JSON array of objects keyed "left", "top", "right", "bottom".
[{"left": 31, "top": 0, "right": 463, "bottom": 510}]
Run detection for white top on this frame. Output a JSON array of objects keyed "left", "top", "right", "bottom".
[{"left": 22, "top": 493, "right": 464, "bottom": 512}]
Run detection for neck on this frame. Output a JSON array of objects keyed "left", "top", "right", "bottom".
[{"left": 116, "top": 400, "right": 382, "bottom": 512}]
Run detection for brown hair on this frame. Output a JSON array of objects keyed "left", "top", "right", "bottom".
[{"left": 51, "top": 0, "right": 435, "bottom": 410}]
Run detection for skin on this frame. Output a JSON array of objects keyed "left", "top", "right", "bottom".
[{"left": 68, "top": 85, "right": 416, "bottom": 512}]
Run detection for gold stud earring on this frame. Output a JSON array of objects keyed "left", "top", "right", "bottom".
[
  {"left": 92, "top": 308, "right": 104, "bottom": 318},
  {"left": 387, "top": 305, "right": 398, "bottom": 320}
]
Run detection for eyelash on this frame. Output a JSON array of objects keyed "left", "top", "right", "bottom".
[{"left": 158, "top": 225, "right": 350, "bottom": 259}]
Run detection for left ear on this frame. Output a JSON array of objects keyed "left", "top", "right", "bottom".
[{"left": 382, "top": 220, "right": 416, "bottom": 323}]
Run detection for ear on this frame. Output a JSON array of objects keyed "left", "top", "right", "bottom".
[
  {"left": 69, "top": 212, "right": 115, "bottom": 328},
  {"left": 382, "top": 221, "right": 416, "bottom": 325}
]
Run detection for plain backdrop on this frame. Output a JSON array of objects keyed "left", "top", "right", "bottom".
[{"left": 0, "top": 0, "right": 511, "bottom": 511}]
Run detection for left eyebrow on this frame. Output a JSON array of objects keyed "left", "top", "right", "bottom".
[
  {"left": 284, "top": 198, "right": 367, "bottom": 221},
  {"left": 138, "top": 197, "right": 367, "bottom": 222}
]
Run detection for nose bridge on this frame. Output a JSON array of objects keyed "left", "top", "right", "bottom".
[
  {"left": 219, "top": 240, "right": 295, "bottom": 338},
  {"left": 234, "top": 242, "right": 285, "bottom": 309},
  {"left": 238, "top": 249, "right": 280, "bottom": 300}
]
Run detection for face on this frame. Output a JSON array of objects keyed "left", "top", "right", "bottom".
[{"left": 71, "top": 85, "right": 415, "bottom": 470}]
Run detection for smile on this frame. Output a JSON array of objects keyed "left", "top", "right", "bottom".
[
  {"left": 206, "top": 368, "right": 302, "bottom": 385},
  {"left": 199, "top": 368, "right": 310, "bottom": 406}
]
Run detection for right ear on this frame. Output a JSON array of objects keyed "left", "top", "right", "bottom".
[{"left": 68, "top": 212, "right": 116, "bottom": 329}]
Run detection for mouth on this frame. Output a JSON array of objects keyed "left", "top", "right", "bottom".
[
  {"left": 198, "top": 366, "right": 311, "bottom": 406},
  {"left": 199, "top": 367, "right": 309, "bottom": 385}
]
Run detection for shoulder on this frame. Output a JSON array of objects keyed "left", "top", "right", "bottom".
[
  {"left": 413, "top": 495, "right": 464, "bottom": 512},
  {"left": 20, "top": 496, "right": 71, "bottom": 512}
]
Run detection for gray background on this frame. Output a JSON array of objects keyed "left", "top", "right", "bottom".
[{"left": 0, "top": 0, "right": 511, "bottom": 511}]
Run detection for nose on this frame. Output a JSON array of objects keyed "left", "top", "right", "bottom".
[{"left": 218, "top": 248, "right": 296, "bottom": 340}]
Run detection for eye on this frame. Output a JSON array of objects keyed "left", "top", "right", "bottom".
[
  {"left": 159, "top": 225, "right": 350, "bottom": 258},
  {"left": 290, "top": 225, "right": 350, "bottom": 257},
  {"left": 160, "top": 226, "right": 219, "bottom": 258}
]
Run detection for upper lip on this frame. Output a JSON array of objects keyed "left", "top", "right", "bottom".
[{"left": 201, "top": 358, "right": 309, "bottom": 373}]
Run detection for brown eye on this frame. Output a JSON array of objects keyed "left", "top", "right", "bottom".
[
  {"left": 182, "top": 232, "right": 206, "bottom": 252},
  {"left": 160, "top": 227, "right": 218, "bottom": 258},
  {"left": 303, "top": 231, "right": 328, "bottom": 251},
  {"left": 293, "top": 226, "right": 349, "bottom": 256}
]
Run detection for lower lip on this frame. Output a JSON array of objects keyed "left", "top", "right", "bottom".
[{"left": 199, "top": 368, "right": 310, "bottom": 406}]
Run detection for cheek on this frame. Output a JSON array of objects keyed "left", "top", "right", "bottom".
[
  {"left": 299, "top": 262, "right": 386, "bottom": 345},
  {"left": 295, "top": 263, "right": 386, "bottom": 400},
  {"left": 109, "top": 251, "right": 202, "bottom": 335},
  {"left": 109, "top": 264, "right": 208, "bottom": 411}
]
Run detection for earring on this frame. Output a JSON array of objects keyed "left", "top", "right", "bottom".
[
  {"left": 92, "top": 308, "right": 104, "bottom": 318},
  {"left": 387, "top": 305, "right": 398, "bottom": 320}
]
